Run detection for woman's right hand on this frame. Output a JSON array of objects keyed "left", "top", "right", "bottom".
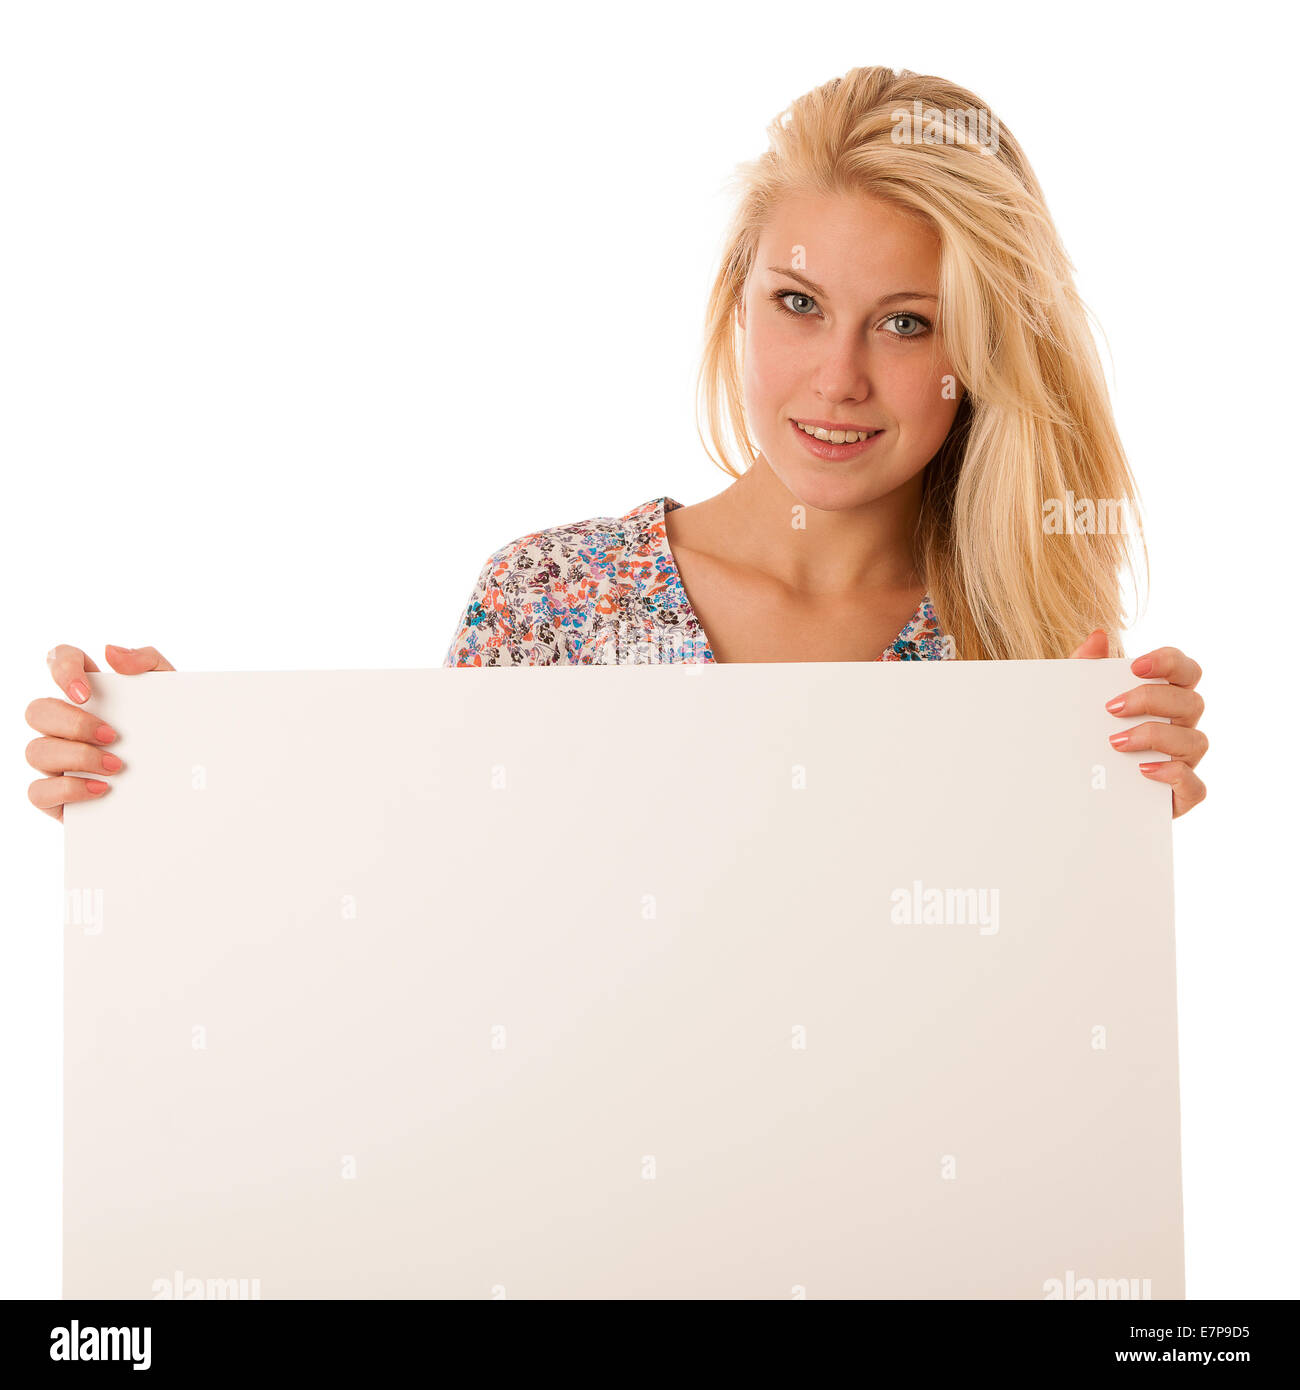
[{"left": 25, "top": 644, "right": 175, "bottom": 822}]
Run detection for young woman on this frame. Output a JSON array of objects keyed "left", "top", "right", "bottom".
[{"left": 26, "top": 65, "right": 1208, "bottom": 819}]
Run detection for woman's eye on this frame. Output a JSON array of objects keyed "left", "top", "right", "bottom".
[
  {"left": 776, "top": 291, "right": 818, "bottom": 316},
  {"left": 883, "top": 313, "right": 930, "bottom": 337},
  {"left": 770, "top": 289, "right": 931, "bottom": 339}
]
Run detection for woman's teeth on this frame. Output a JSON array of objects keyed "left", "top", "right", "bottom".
[{"left": 796, "top": 423, "right": 880, "bottom": 444}]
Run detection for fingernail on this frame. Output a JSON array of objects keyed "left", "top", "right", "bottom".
[
  {"left": 94, "top": 724, "right": 116, "bottom": 743},
  {"left": 1105, "top": 696, "right": 1125, "bottom": 713},
  {"left": 1139, "top": 762, "right": 1162, "bottom": 773},
  {"left": 101, "top": 753, "right": 123, "bottom": 772},
  {"left": 69, "top": 680, "right": 89, "bottom": 703},
  {"left": 46, "top": 648, "right": 57, "bottom": 664},
  {"left": 86, "top": 780, "right": 108, "bottom": 794},
  {"left": 1109, "top": 732, "right": 1129, "bottom": 748},
  {"left": 1132, "top": 657, "right": 1153, "bottom": 676}
]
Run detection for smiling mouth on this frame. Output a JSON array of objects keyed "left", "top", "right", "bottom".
[{"left": 792, "top": 420, "right": 883, "bottom": 443}]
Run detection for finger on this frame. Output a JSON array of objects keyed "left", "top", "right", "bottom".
[
  {"left": 25, "top": 696, "right": 120, "bottom": 746},
  {"left": 1138, "top": 758, "right": 1207, "bottom": 818},
  {"left": 1068, "top": 628, "right": 1110, "bottom": 659},
  {"left": 26, "top": 734, "right": 125, "bottom": 778},
  {"left": 46, "top": 644, "right": 100, "bottom": 706},
  {"left": 1104, "top": 682, "right": 1205, "bottom": 729},
  {"left": 103, "top": 644, "right": 176, "bottom": 674},
  {"left": 27, "top": 773, "right": 110, "bottom": 822},
  {"left": 1109, "top": 721, "right": 1209, "bottom": 770},
  {"left": 1129, "top": 646, "right": 1202, "bottom": 689}
]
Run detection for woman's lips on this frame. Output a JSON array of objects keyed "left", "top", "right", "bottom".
[{"left": 789, "top": 418, "right": 884, "bottom": 461}]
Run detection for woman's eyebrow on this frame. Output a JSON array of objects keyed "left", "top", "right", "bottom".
[{"left": 766, "top": 266, "right": 937, "bottom": 304}]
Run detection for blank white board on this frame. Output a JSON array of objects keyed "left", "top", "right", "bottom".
[{"left": 64, "top": 660, "right": 1182, "bottom": 1299}]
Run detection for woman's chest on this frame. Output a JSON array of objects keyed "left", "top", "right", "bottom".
[{"left": 666, "top": 547, "right": 924, "bottom": 664}]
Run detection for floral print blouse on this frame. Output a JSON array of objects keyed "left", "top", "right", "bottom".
[{"left": 442, "top": 495, "right": 951, "bottom": 667}]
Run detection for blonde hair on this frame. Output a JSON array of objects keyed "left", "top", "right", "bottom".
[{"left": 695, "top": 65, "right": 1148, "bottom": 660}]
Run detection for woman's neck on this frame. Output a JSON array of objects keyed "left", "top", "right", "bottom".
[{"left": 671, "top": 454, "right": 925, "bottom": 599}]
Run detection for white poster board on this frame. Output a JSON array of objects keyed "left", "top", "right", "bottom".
[{"left": 64, "top": 660, "right": 1182, "bottom": 1299}]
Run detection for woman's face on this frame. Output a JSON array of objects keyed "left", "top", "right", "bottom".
[{"left": 739, "top": 190, "right": 963, "bottom": 512}]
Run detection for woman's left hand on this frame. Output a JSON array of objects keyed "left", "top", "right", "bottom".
[{"left": 1071, "top": 628, "right": 1208, "bottom": 818}]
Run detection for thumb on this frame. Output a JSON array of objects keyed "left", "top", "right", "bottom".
[
  {"left": 1068, "top": 627, "right": 1110, "bottom": 659},
  {"left": 104, "top": 644, "right": 176, "bottom": 673}
]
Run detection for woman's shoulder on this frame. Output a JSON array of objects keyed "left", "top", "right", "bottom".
[{"left": 442, "top": 497, "right": 671, "bottom": 666}]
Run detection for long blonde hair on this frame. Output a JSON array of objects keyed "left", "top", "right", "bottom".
[{"left": 696, "top": 65, "right": 1148, "bottom": 659}]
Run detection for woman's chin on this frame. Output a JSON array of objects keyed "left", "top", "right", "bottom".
[{"left": 779, "top": 467, "right": 896, "bottom": 514}]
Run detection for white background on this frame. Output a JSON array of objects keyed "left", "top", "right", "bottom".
[{"left": 2, "top": 0, "right": 1295, "bottom": 1298}]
